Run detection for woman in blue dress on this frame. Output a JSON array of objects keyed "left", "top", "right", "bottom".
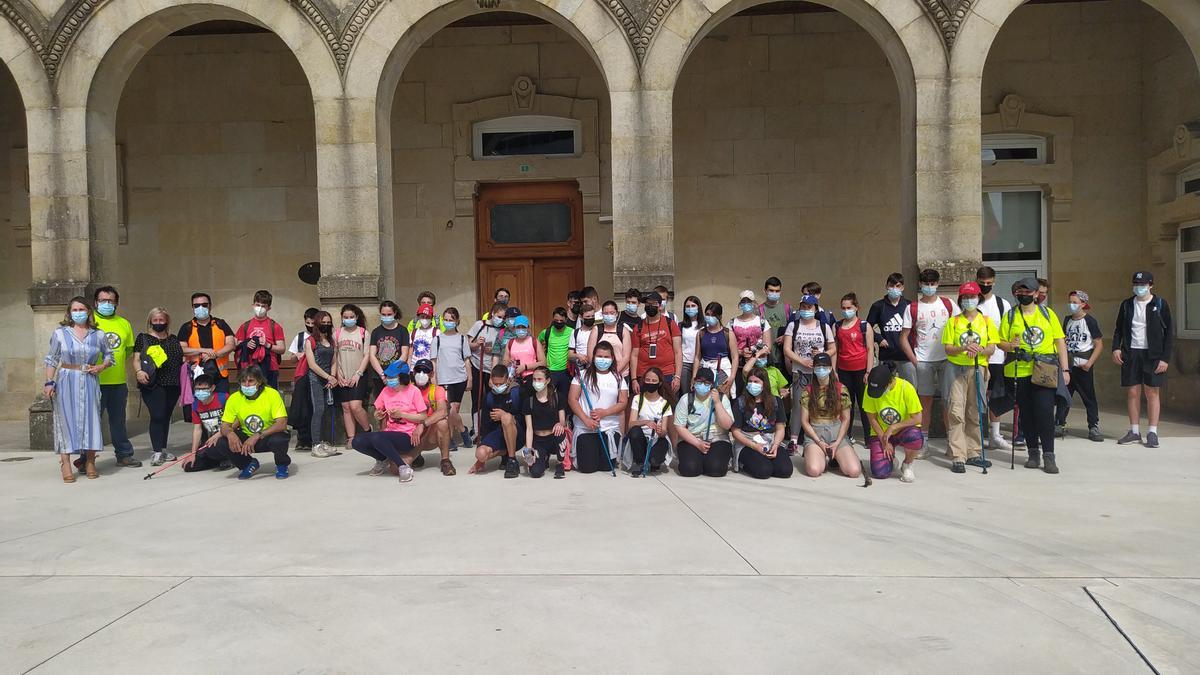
[{"left": 44, "top": 297, "right": 114, "bottom": 482}]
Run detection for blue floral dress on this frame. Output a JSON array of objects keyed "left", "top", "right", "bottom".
[{"left": 44, "top": 326, "right": 113, "bottom": 454}]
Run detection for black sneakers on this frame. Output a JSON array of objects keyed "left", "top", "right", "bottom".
[
  {"left": 1088, "top": 426, "right": 1104, "bottom": 442},
  {"left": 554, "top": 463, "right": 565, "bottom": 479},
  {"left": 1145, "top": 432, "right": 1160, "bottom": 448},
  {"left": 503, "top": 457, "right": 519, "bottom": 479},
  {"left": 950, "top": 462, "right": 965, "bottom": 474}
]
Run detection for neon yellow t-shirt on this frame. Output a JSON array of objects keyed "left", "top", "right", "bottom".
[
  {"left": 941, "top": 313, "right": 1000, "bottom": 367},
  {"left": 1000, "top": 306, "right": 1065, "bottom": 378},
  {"left": 221, "top": 386, "right": 287, "bottom": 436},
  {"left": 862, "top": 377, "right": 922, "bottom": 433},
  {"left": 93, "top": 313, "right": 134, "bottom": 386}
]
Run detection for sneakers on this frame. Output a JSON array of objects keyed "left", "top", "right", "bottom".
[
  {"left": 1116, "top": 430, "right": 1141, "bottom": 445},
  {"left": 1013, "top": 432, "right": 1026, "bottom": 448},
  {"left": 115, "top": 456, "right": 143, "bottom": 468},
  {"left": 965, "top": 456, "right": 992, "bottom": 469},
  {"left": 950, "top": 461, "right": 965, "bottom": 474},
  {"left": 149, "top": 451, "right": 177, "bottom": 466},
  {"left": 1145, "top": 432, "right": 1159, "bottom": 448},
  {"left": 1088, "top": 426, "right": 1104, "bottom": 442},
  {"left": 460, "top": 431, "right": 473, "bottom": 448},
  {"left": 1024, "top": 453, "right": 1040, "bottom": 469},
  {"left": 275, "top": 465, "right": 289, "bottom": 479},
  {"left": 1055, "top": 425, "right": 1067, "bottom": 439},
  {"left": 311, "top": 443, "right": 336, "bottom": 458},
  {"left": 630, "top": 464, "right": 644, "bottom": 477},
  {"left": 503, "top": 457, "right": 519, "bottom": 479},
  {"left": 917, "top": 434, "right": 930, "bottom": 459},
  {"left": 899, "top": 463, "right": 915, "bottom": 483},
  {"left": 369, "top": 460, "right": 388, "bottom": 476},
  {"left": 990, "top": 434, "right": 1012, "bottom": 451},
  {"left": 554, "top": 463, "right": 565, "bottom": 479},
  {"left": 237, "top": 458, "right": 260, "bottom": 480},
  {"left": 412, "top": 454, "right": 426, "bottom": 469},
  {"left": 398, "top": 464, "right": 414, "bottom": 483}
]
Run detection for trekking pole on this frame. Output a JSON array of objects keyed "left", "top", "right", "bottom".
[
  {"left": 642, "top": 418, "right": 659, "bottom": 478},
  {"left": 580, "top": 385, "right": 615, "bottom": 477},
  {"left": 974, "top": 356, "right": 988, "bottom": 475},
  {"left": 143, "top": 449, "right": 197, "bottom": 480},
  {"left": 1011, "top": 405, "right": 1018, "bottom": 470}
]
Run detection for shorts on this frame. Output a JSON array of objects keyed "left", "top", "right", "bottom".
[
  {"left": 868, "top": 426, "right": 925, "bottom": 479},
  {"left": 333, "top": 378, "right": 369, "bottom": 403},
  {"left": 443, "top": 381, "right": 467, "bottom": 404},
  {"left": 915, "top": 359, "right": 953, "bottom": 397},
  {"left": 808, "top": 421, "right": 851, "bottom": 451},
  {"left": 886, "top": 359, "right": 916, "bottom": 385},
  {"left": 479, "top": 422, "right": 524, "bottom": 452},
  {"left": 1120, "top": 349, "right": 1166, "bottom": 388}
]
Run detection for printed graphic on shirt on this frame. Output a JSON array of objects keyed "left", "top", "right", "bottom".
[
  {"left": 245, "top": 415, "right": 265, "bottom": 434},
  {"left": 879, "top": 407, "right": 901, "bottom": 426},
  {"left": 958, "top": 328, "right": 981, "bottom": 348},
  {"left": 198, "top": 408, "right": 221, "bottom": 434},
  {"left": 744, "top": 407, "right": 773, "bottom": 432},
  {"left": 1065, "top": 318, "right": 1098, "bottom": 353},
  {"left": 376, "top": 335, "right": 401, "bottom": 366},
  {"left": 105, "top": 331, "right": 122, "bottom": 351},
  {"left": 882, "top": 313, "right": 906, "bottom": 335},
  {"left": 410, "top": 327, "right": 435, "bottom": 362},
  {"left": 1023, "top": 326, "right": 1045, "bottom": 348}
]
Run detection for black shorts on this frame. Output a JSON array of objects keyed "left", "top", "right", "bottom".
[
  {"left": 444, "top": 381, "right": 467, "bottom": 404},
  {"left": 334, "top": 379, "right": 369, "bottom": 403},
  {"left": 1120, "top": 349, "right": 1166, "bottom": 388}
]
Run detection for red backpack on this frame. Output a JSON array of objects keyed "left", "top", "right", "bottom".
[{"left": 907, "top": 297, "right": 954, "bottom": 347}]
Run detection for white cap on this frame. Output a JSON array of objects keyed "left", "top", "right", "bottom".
[{"left": 739, "top": 290, "right": 758, "bottom": 304}]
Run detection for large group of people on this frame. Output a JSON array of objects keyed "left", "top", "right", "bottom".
[{"left": 43, "top": 267, "right": 1173, "bottom": 484}]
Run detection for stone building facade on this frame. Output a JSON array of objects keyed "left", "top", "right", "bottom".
[{"left": 0, "top": 0, "right": 1198, "bottom": 419}]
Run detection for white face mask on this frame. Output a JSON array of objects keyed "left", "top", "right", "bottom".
[
  {"left": 414, "top": 373, "right": 430, "bottom": 386},
  {"left": 253, "top": 306, "right": 267, "bottom": 318}
]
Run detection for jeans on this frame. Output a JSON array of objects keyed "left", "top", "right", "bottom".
[
  {"left": 837, "top": 368, "right": 870, "bottom": 443},
  {"left": 209, "top": 430, "right": 291, "bottom": 469},
  {"left": 140, "top": 385, "right": 181, "bottom": 453},
  {"left": 100, "top": 383, "right": 134, "bottom": 458},
  {"left": 308, "top": 372, "right": 333, "bottom": 445},
  {"left": 352, "top": 431, "right": 415, "bottom": 466},
  {"left": 676, "top": 440, "right": 732, "bottom": 477},
  {"left": 1015, "top": 376, "right": 1056, "bottom": 456}
]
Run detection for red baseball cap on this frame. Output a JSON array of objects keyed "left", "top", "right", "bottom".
[
  {"left": 417, "top": 303, "right": 434, "bottom": 316},
  {"left": 957, "top": 281, "right": 982, "bottom": 296}
]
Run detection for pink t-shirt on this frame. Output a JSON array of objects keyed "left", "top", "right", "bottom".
[
  {"left": 373, "top": 384, "right": 429, "bottom": 435},
  {"left": 508, "top": 337, "right": 538, "bottom": 377}
]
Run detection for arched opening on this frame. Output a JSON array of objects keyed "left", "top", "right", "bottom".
[
  {"left": 672, "top": 0, "right": 907, "bottom": 300},
  {"left": 982, "top": 0, "right": 1200, "bottom": 412},
  {"left": 0, "top": 61, "right": 33, "bottom": 413},
  {"left": 373, "top": 4, "right": 612, "bottom": 328}
]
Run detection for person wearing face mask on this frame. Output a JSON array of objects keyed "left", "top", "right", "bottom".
[
  {"left": 619, "top": 288, "right": 643, "bottom": 331},
  {"left": 481, "top": 287, "right": 512, "bottom": 322},
  {"left": 731, "top": 367, "right": 790, "bottom": 479},
  {"left": 654, "top": 286, "right": 678, "bottom": 324},
  {"left": 332, "top": 304, "right": 372, "bottom": 452},
  {"left": 405, "top": 291, "right": 444, "bottom": 334},
  {"left": 472, "top": 365, "right": 523, "bottom": 478},
  {"left": 759, "top": 277, "right": 792, "bottom": 377},
  {"left": 899, "top": 268, "right": 959, "bottom": 445},
  {"left": 800, "top": 282, "right": 837, "bottom": 329},
  {"left": 799, "top": 353, "right": 861, "bottom": 479},
  {"left": 622, "top": 367, "right": 675, "bottom": 476},
  {"left": 286, "top": 307, "right": 319, "bottom": 453},
  {"left": 504, "top": 315, "right": 544, "bottom": 391},
  {"left": 998, "top": 277, "right": 1070, "bottom": 473},
  {"left": 369, "top": 300, "right": 411, "bottom": 401},
  {"left": 1058, "top": 290, "right": 1104, "bottom": 442},
  {"left": 89, "top": 285, "right": 139, "bottom": 468},
  {"left": 863, "top": 362, "right": 924, "bottom": 482},
  {"left": 673, "top": 368, "right": 735, "bottom": 477},
  {"left": 181, "top": 374, "right": 230, "bottom": 472},
  {"left": 1112, "top": 271, "right": 1173, "bottom": 448},
  {"left": 742, "top": 350, "right": 789, "bottom": 400},
  {"left": 677, "top": 296, "right": 704, "bottom": 394},
  {"left": 353, "top": 361, "right": 433, "bottom": 483},
  {"left": 941, "top": 282, "right": 999, "bottom": 474},
  {"left": 570, "top": 305, "right": 597, "bottom": 374},
  {"left": 730, "top": 291, "right": 771, "bottom": 389},
  {"left": 587, "top": 300, "right": 632, "bottom": 379},
  {"left": 974, "top": 267, "right": 1015, "bottom": 452},
  {"left": 408, "top": 303, "right": 440, "bottom": 366},
  {"left": 630, "top": 293, "right": 683, "bottom": 394},
  {"left": 538, "top": 307, "right": 576, "bottom": 398},
  {"left": 432, "top": 308, "right": 473, "bottom": 450},
  {"left": 305, "top": 311, "right": 338, "bottom": 457},
  {"left": 407, "top": 359, "right": 456, "bottom": 475},
  {"left": 867, "top": 273, "right": 916, "bottom": 386},
  {"left": 467, "top": 301, "right": 506, "bottom": 444},
  {"left": 234, "top": 290, "right": 286, "bottom": 389},
  {"left": 179, "top": 291, "right": 236, "bottom": 401},
  {"left": 45, "top": 297, "right": 114, "bottom": 482},
  {"left": 569, "top": 342, "right": 629, "bottom": 474},
  {"left": 522, "top": 366, "right": 569, "bottom": 478},
  {"left": 783, "top": 295, "right": 835, "bottom": 452},
  {"left": 696, "top": 302, "right": 738, "bottom": 399},
  {"left": 133, "top": 308, "right": 184, "bottom": 466},
  {"left": 207, "top": 366, "right": 292, "bottom": 479},
  {"left": 834, "top": 293, "right": 874, "bottom": 446}
]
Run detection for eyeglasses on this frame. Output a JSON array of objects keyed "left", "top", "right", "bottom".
[{"left": 192, "top": 302, "right": 211, "bottom": 308}]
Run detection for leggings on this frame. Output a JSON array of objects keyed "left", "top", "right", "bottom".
[
  {"left": 575, "top": 431, "right": 619, "bottom": 474},
  {"left": 738, "top": 445, "right": 794, "bottom": 479},
  {"left": 837, "top": 369, "right": 870, "bottom": 443},
  {"left": 627, "top": 426, "right": 669, "bottom": 469},
  {"left": 1015, "top": 376, "right": 1056, "bottom": 456},
  {"left": 290, "top": 374, "right": 313, "bottom": 447},
  {"left": 676, "top": 440, "right": 732, "bottom": 477},
  {"left": 308, "top": 372, "right": 333, "bottom": 445},
  {"left": 352, "top": 431, "right": 415, "bottom": 466},
  {"left": 530, "top": 434, "right": 563, "bottom": 478},
  {"left": 209, "top": 430, "right": 291, "bottom": 469},
  {"left": 140, "top": 385, "right": 181, "bottom": 452}
]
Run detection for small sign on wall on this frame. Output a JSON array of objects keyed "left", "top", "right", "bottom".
[{"left": 520, "top": 164, "right": 530, "bottom": 173}]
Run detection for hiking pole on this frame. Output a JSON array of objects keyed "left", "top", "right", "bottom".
[
  {"left": 143, "top": 449, "right": 198, "bottom": 480},
  {"left": 580, "top": 385, "right": 616, "bottom": 477},
  {"left": 1011, "top": 404, "right": 1018, "bottom": 470},
  {"left": 642, "top": 418, "right": 659, "bottom": 477},
  {"left": 974, "top": 357, "right": 988, "bottom": 475}
]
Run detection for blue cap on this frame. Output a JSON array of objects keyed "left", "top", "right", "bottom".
[
  {"left": 514, "top": 315, "right": 530, "bottom": 328},
  {"left": 383, "top": 361, "right": 410, "bottom": 377},
  {"left": 800, "top": 294, "right": 820, "bottom": 307}
]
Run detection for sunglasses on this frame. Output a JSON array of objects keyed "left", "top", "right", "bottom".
[{"left": 192, "top": 302, "right": 211, "bottom": 308}]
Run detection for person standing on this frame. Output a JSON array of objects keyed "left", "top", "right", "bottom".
[
  {"left": 91, "top": 286, "right": 140, "bottom": 467},
  {"left": 867, "top": 273, "right": 915, "bottom": 384},
  {"left": 333, "top": 304, "right": 372, "bottom": 451},
  {"left": 677, "top": 296, "right": 704, "bottom": 393},
  {"left": 1058, "top": 290, "right": 1104, "bottom": 442},
  {"left": 834, "top": 293, "right": 873, "bottom": 445},
  {"left": 133, "top": 308, "right": 185, "bottom": 466},
  {"left": 1112, "top": 271, "right": 1173, "bottom": 448},
  {"left": 975, "top": 267, "right": 1014, "bottom": 451},
  {"left": 899, "top": 268, "right": 959, "bottom": 444},
  {"left": 304, "top": 311, "right": 338, "bottom": 457},
  {"left": 234, "top": 290, "right": 286, "bottom": 389},
  {"left": 369, "top": 300, "right": 410, "bottom": 399},
  {"left": 630, "top": 292, "right": 683, "bottom": 393},
  {"left": 467, "top": 302, "right": 505, "bottom": 443},
  {"left": 179, "top": 291, "right": 236, "bottom": 399},
  {"left": 432, "top": 308, "right": 473, "bottom": 449},
  {"left": 940, "top": 282, "right": 998, "bottom": 474},
  {"left": 45, "top": 297, "right": 114, "bottom": 482},
  {"left": 537, "top": 307, "right": 575, "bottom": 398},
  {"left": 408, "top": 302, "right": 440, "bottom": 366},
  {"left": 286, "top": 307, "right": 318, "bottom": 453},
  {"left": 619, "top": 288, "right": 643, "bottom": 331},
  {"left": 759, "top": 277, "right": 792, "bottom": 375}
]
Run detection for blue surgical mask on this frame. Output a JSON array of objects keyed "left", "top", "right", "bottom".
[
  {"left": 886, "top": 287, "right": 903, "bottom": 300},
  {"left": 704, "top": 315, "right": 718, "bottom": 327},
  {"left": 70, "top": 311, "right": 89, "bottom": 325},
  {"left": 443, "top": 321, "right": 457, "bottom": 332},
  {"left": 740, "top": 302, "right": 754, "bottom": 314},
  {"left": 96, "top": 302, "right": 116, "bottom": 317},
  {"left": 756, "top": 357, "right": 768, "bottom": 368},
  {"left": 602, "top": 314, "right": 617, "bottom": 325},
  {"left": 195, "top": 389, "right": 214, "bottom": 402},
  {"left": 1133, "top": 285, "right": 1150, "bottom": 298},
  {"left": 515, "top": 328, "right": 528, "bottom": 339},
  {"left": 492, "top": 316, "right": 504, "bottom": 327},
  {"left": 842, "top": 309, "right": 857, "bottom": 319},
  {"left": 814, "top": 367, "right": 832, "bottom": 379},
  {"left": 766, "top": 292, "right": 781, "bottom": 303},
  {"left": 625, "top": 303, "right": 639, "bottom": 314},
  {"left": 342, "top": 318, "right": 357, "bottom": 328},
  {"left": 797, "top": 310, "right": 816, "bottom": 321},
  {"left": 1067, "top": 302, "right": 1080, "bottom": 314},
  {"left": 745, "top": 381, "right": 763, "bottom": 397},
  {"left": 491, "top": 383, "right": 508, "bottom": 394},
  {"left": 380, "top": 314, "right": 396, "bottom": 325},
  {"left": 920, "top": 285, "right": 938, "bottom": 297},
  {"left": 240, "top": 385, "right": 259, "bottom": 398},
  {"left": 694, "top": 383, "right": 712, "bottom": 397},
  {"left": 960, "top": 299, "right": 979, "bottom": 312},
  {"left": 385, "top": 377, "right": 400, "bottom": 389},
  {"left": 594, "top": 357, "right": 613, "bottom": 371},
  {"left": 684, "top": 306, "right": 699, "bottom": 318},
  {"left": 193, "top": 306, "right": 210, "bottom": 320}
]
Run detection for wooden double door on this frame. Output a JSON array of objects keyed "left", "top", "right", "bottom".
[{"left": 476, "top": 182, "right": 584, "bottom": 329}]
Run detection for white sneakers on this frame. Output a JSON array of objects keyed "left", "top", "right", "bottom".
[
  {"left": 368, "top": 460, "right": 388, "bottom": 476},
  {"left": 990, "top": 434, "right": 1013, "bottom": 451},
  {"left": 899, "top": 463, "right": 916, "bottom": 483},
  {"left": 311, "top": 442, "right": 337, "bottom": 458},
  {"left": 150, "top": 451, "right": 176, "bottom": 466},
  {"left": 398, "top": 464, "right": 414, "bottom": 483}
]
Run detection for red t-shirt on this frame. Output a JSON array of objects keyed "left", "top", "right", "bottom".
[
  {"left": 631, "top": 316, "right": 681, "bottom": 377},
  {"left": 835, "top": 320, "right": 868, "bottom": 372},
  {"left": 190, "top": 395, "right": 225, "bottom": 436},
  {"left": 236, "top": 317, "right": 286, "bottom": 370}
]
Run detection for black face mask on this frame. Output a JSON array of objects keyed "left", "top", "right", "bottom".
[
  {"left": 644, "top": 306, "right": 659, "bottom": 317},
  {"left": 977, "top": 283, "right": 993, "bottom": 296},
  {"left": 571, "top": 303, "right": 583, "bottom": 315},
  {"left": 319, "top": 324, "right": 333, "bottom": 335},
  {"left": 151, "top": 323, "right": 168, "bottom": 333},
  {"left": 582, "top": 318, "right": 595, "bottom": 327},
  {"left": 553, "top": 321, "right": 565, "bottom": 329},
  {"left": 497, "top": 298, "right": 509, "bottom": 306},
  {"left": 1016, "top": 294, "right": 1035, "bottom": 306},
  {"left": 641, "top": 382, "right": 660, "bottom": 393}
]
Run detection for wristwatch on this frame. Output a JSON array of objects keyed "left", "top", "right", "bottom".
[{"left": 44, "top": 380, "right": 55, "bottom": 387}]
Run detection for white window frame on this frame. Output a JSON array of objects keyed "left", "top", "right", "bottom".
[
  {"left": 982, "top": 186, "right": 1049, "bottom": 281},
  {"left": 982, "top": 133, "right": 1048, "bottom": 165},
  {"left": 1177, "top": 164, "right": 1200, "bottom": 199},
  {"left": 1177, "top": 220, "right": 1200, "bottom": 339},
  {"left": 472, "top": 115, "right": 582, "bottom": 160}
]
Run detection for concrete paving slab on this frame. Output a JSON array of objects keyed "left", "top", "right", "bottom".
[{"left": 1085, "top": 579, "right": 1200, "bottom": 675}]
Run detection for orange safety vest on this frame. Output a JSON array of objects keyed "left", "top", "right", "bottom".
[{"left": 187, "top": 318, "right": 230, "bottom": 377}]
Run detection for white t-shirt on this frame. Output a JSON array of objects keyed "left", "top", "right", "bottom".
[
  {"left": 408, "top": 325, "right": 438, "bottom": 364},
  {"left": 680, "top": 323, "right": 701, "bottom": 365},
  {"left": 572, "top": 325, "right": 593, "bottom": 359},
  {"left": 913, "top": 297, "right": 960, "bottom": 362},
  {"left": 784, "top": 320, "right": 834, "bottom": 374},
  {"left": 978, "top": 295, "right": 1009, "bottom": 365},
  {"left": 1064, "top": 315, "right": 1102, "bottom": 366},
  {"left": 1131, "top": 298, "right": 1150, "bottom": 349},
  {"left": 632, "top": 394, "right": 672, "bottom": 422},
  {"left": 572, "top": 371, "right": 628, "bottom": 434},
  {"left": 466, "top": 322, "right": 499, "bottom": 370}
]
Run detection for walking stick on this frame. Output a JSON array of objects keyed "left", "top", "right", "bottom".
[
  {"left": 1011, "top": 404, "right": 1018, "bottom": 470},
  {"left": 642, "top": 417, "right": 660, "bottom": 478},
  {"left": 974, "top": 356, "right": 988, "bottom": 475},
  {"left": 143, "top": 449, "right": 198, "bottom": 480},
  {"left": 580, "top": 384, "right": 615, "bottom": 477}
]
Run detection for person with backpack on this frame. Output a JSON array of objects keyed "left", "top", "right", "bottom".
[
  {"left": 522, "top": 366, "right": 569, "bottom": 478},
  {"left": 467, "top": 301, "right": 506, "bottom": 444},
  {"left": 899, "top": 268, "right": 959, "bottom": 444},
  {"left": 801, "top": 281, "right": 837, "bottom": 329},
  {"left": 1112, "top": 271, "right": 1173, "bottom": 448},
  {"left": 940, "top": 282, "right": 999, "bottom": 474},
  {"left": 332, "top": 304, "right": 372, "bottom": 453},
  {"left": 863, "top": 362, "right": 924, "bottom": 482},
  {"left": 731, "top": 290, "right": 771, "bottom": 390},
  {"left": 696, "top": 301, "right": 738, "bottom": 398},
  {"left": 304, "top": 311, "right": 338, "bottom": 457},
  {"left": 471, "top": 364, "right": 523, "bottom": 478},
  {"left": 783, "top": 294, "right": 835, "bottom": 452},
  {"left": 673, "top": 368, "right": 734, "bottom": 478},
  {"left": 588, "top": 301, "right": 632, "bottom": 378},
  {"left": 998, "top": 277, "right": 1069, "bottom": 474},
  {"left": 630, "top": 292, "right": 683, "bottom": 393},
  {"left": 408, "top": 302, "right": 439, "bottom": 366},
  {"left": 410, "top": 358, "right": 456, "bottom": 476},
  {"left": 569, "top": 342, "right": 628, "bottom": 474},
  {"left": 1058, "top": 290, "right": 1104, "bottom": 442},
  {"left": 352, "top": 361, "right": 429, "bottom": 484},
  {"left": 432, "top": 307, "right": 473, "bottom": 450},
  {"left": 976, "top": 267, "right": 1014, "bottom": 451},
  {"left": 538, "top": 306, "right": 575, "bottom": 397},
  {"left": 234, "top": 290, "right": 286, "bottom": 389},
  {"left": 504, "top": 315, "right": 544, "bottom": 391},
  {"left": 834, "top": 293, "right": 873, "bottom": 445},
  {"left": 132, "top": 308, "right": 184, "bottom": 466},
  {"left": 570, "top": 304, "right": 596, "bottom": 373},
  {"left": 179, "top": 291, "right": 236, "bottom": 402},
  {"left": 623, "top": 367, "right": 674, "bottom": 476},
  {"left": 867, "top": 272, "right": 915, "bottom": 384},
  {"left": 369, "top": 300, "right": 410, "bottom": 400},
  {"left": 798, "top": 353, "right": 860, "bottom": 479},
  {"left": 286, "top": 307, "right": 318, "bottom": 453},
  {"left": 731, "top": 367, "right": 791, "bottom": 479},
  {"left": 678, "top": 296, "right": 704, "bottom": 393},
  {"left": 759, "top": 277, "right": 792, "bottom": 375}
]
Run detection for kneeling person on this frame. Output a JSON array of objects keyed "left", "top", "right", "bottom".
[
  {"left": 182, "top": 374, "right": 231, "bottom": 472},
  {"left": 411, "top": 359, "right": 456, "bottom": 476},
  {"left": 353, "top": 361, "right": 429, "bottom": 483},
  {"left": 798, "top": 354, "right": 860, "bottom": 479},
  {"left": 863, "top": 363, "right": 924, "bottom": 482},
  {"left": 473, "top": 365, "right": 522, "bottom": 477},
  {"left": 208, "top": 366, "right": 292, "bottom": 479}
]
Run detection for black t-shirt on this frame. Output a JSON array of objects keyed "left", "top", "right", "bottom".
[
  {"left": 133, "top": 333, "right": 184, "bottom": 386},
  {"left": 733, "top": 396, "right": 786, "bottom": 434},
  {"left": 370, "top": 325, "right": 410, "bottom": 373},
  {"left": 867, "top": 297, "right": 911, "bottom": 362},
  {"left": 522, "top": 393, "right": 565, "bottom": 432},
  {"left": 618, "top": 311, "right": 641, "bottom": 332},
  {"left": 177, "top": 318, "right": 234, "bottom": 350}
]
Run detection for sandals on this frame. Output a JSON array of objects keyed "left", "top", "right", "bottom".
[
  {"left": 85, "top": 454, "right": 99, "bottom": 479},
  {"left": 60, "top": 457, "right": 75, "bottom": 483},
  {"left": 440, "top": 458, "right": 457, "bottom": 476}
]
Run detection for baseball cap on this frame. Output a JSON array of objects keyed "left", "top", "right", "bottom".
[
  {"left": 799, "top": 294, "right": 820, "bottom": 307},
  {"left": 866, "top": 363, "right": 894, "bottom": 398},
  {"left": 413, "top": 359, "right": 434, "bottom": 373},
  {"left": 1132, "top": 271, "right": 1154, "bottom": 284},
  {"left": 957, "top": 281, "right": 981, "bottom": 296},
  {"left": 693, "top": 367, "right": 716, "bottom": 383},
  {"left": 504, "top": 307, "right": 522, "bottom": 319},
  {"left": 417, "top": 303, "right": 434, "bottom": 316},
  {"left": 514, "top": 315, "right": 530, "bottom": 328},
  {"left": 1012, "top": 277, "right": 1040, "bottom": 292},
  {"left": 812, "top": 353, "right": 832, "bottom": 368},
  {"left": 383, "top": 361, "right": 410, "bottom": 377},
  {"left": 739, "top": 290, "right": 758, "bottom": 304},
  {"left": 1071, "top": 290, "right": 1091, "bottom": 310}
]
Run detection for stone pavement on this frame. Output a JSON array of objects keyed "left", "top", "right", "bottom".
[{"left": 0, "top": 409, "right": 1197, "bottom": 674}]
